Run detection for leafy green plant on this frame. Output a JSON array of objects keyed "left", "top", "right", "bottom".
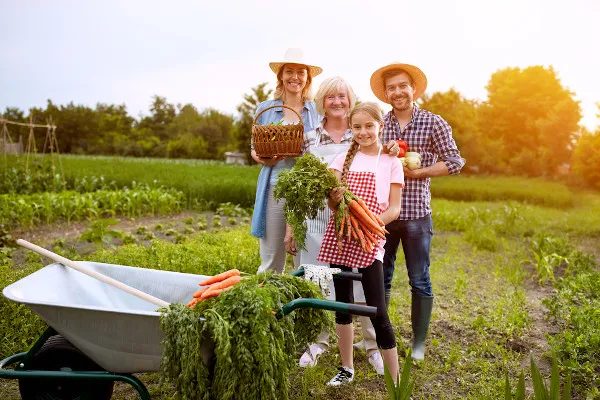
[
  {"left": 504, "top": 356, "right": 572, "bottom": 400},
  {"left": 273, "top": 154, "right": 338, "bottom": 249},
  {"left": 79, "top": 218, "right": 121, "bottom": 243},
  {"left": 160, "top": 273, "right": 330, "bottom": 400},
  {"left": 383, "top": 350, "right": 414, "bottom": 400},
  {"left": 530, "top": 235, "right": 571, "bottom": 283},
  {"left": 0, "top": 185, "right": 184, "bottom": 228},
  {"left": 215, "top": 202, "right": 249, "bottom": 218}
]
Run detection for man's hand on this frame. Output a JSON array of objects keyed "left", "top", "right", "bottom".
[
  {"left": 385, "top": 140, "right": 400, "bottom": 157},
  {"left": 403, "top": 166, "right": 425, "bottom": 179}
]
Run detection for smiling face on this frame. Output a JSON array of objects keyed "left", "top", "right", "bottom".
[
  {"left": 350, "top": 110, "right": 382, "bottom": 152},
  {"left": 280, "top": 64, "right": 308, "bottom": 95},
  {"left": 384, "top": 71, "right": 416, "bottom": 112},
  {"left": 323, "top": 87, "right": 350, "bottom": 119}
]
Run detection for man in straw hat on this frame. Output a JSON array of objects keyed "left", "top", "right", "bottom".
[{"left": 370, "top": 63, "right": 465, "bottom": 361}]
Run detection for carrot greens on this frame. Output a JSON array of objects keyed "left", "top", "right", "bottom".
[
  {"left": 160, "top": 273, "right": 331, "bottom": 400},
  {"left": 273, "top": 154, "right": 339, "bottom": 249}
]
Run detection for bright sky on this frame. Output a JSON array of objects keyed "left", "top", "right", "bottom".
[{"left": 1, "top": 0, "right": 599, "bottom": 130}]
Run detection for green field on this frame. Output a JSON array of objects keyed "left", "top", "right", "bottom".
[{"left": 0, "top": 154, "right": 598, "bottom": 399}]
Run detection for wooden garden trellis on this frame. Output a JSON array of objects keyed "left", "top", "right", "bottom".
[{"left": 0, "top": 117, "right": 63, "bottom": 178}]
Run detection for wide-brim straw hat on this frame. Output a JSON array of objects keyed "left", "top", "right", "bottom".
[
  {"left": 370, "top": 63, "right": 427, "bottom": 103},
  {"left": 269, "top": 48, "right": 322, "bottom": 77}
]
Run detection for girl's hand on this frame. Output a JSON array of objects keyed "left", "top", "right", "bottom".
[{"left": 329, "top": 186, "right": 345, "bottom": 206}]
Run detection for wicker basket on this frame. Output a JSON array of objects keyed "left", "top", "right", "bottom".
[{"left": 252, "top": 105, "right": 304, "bottom": 158}]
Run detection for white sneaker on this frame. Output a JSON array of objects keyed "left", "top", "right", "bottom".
[
  {"left": 326, "top": 366, "right": 354, "bottom": 386},
  {"left": 299, "top": 343, "right": 326, "bottom": 367},
  {"left": 367, "top": 351, "right": 385, "bottom": 375}
]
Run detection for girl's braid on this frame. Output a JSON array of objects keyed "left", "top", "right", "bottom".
[{"left": 340, "top": 140, "right": 360, "bottom": 185}]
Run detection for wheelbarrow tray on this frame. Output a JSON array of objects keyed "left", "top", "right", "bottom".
[{"left": 2, "top": 261, "right": 208, "bottom": 373}]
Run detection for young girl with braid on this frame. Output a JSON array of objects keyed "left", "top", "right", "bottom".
[{"left": 318, "top": 102, "right": 404, "bottom": 386}]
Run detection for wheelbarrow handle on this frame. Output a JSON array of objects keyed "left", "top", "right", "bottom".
[
  {"left": 275, "top": 298, "right": 377, "bottom": 319},
  {"left": 291, "top": 267, "right": 363, "bottom": 281},
  {"left": 16, "top": 239, "right": 170, "bottom": 308}
]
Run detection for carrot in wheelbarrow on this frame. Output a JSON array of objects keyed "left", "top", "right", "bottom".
[
  {"left": 200, "top": 275, "right": 242, "bottom": 299},
  {"left": 200, "top": 286, "right": 236, "bottom": 300},
  {"left": 199, "top": 269, "right": 240, "bottom": 286},
  {"left": 192, "top": 286, "right": 210, "bottom": 298}
]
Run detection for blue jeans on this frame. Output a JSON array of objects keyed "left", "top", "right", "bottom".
[{"left": 383, "top": 214, "right": 433, "bottom": 297}]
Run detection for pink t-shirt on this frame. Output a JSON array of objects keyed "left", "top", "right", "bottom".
[{"left": 330, "top": 150, "right": 404, "bottom": 211}]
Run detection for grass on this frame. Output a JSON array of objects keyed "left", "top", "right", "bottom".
[{"left": 0, "top": 163, "right": 599, "bottom": 399}]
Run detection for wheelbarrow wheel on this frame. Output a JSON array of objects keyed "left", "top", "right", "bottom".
[{"left": 18, "top": 334, "right": 114, "bottom": 400}]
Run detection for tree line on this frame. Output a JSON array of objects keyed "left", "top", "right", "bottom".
[{"left": 2, "top": 65, "right": 599, "bottom": 188}]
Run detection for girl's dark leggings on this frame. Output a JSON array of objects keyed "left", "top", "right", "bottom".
[{"left": 332, "top": 260, "right": 396, "bottom": 350}]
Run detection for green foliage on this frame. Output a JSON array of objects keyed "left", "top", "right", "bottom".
[
  {"left": 273, "top": 154, "right": 339, "bottom": 249},
  {"left": 89, "top": 227, "right": 259, "bottom": 276},
  {"left": 481, "top": 65, "right": 581, "bottom": 177},
  {"left": 504, "top": 356, "right": 572, "bottom": 400},
  {"left": 160, "top": 273, "right": 330, "bottom": 400},
  {"left": 571, "top": 129, "right": 600, "bottom": 189},
  {"left": 530, "top": 235, "right": 571, "bottom": 283},
  {"left": 544, "top": 260, "right": 600, "bottom": 394},
  {"left": 419, "top": 89, "right": 496, "bottom": 173},
  {"left": 0, "top": 184, "right": 183, "bottom": 228},
  {"left": 215, "top": 202, "right": 250, "bottom": 217},
  {"left": 432, "top": 175, "right": 575, "bottom": 208},
  {"left": 0, "top": 158, "right": 66, "bottom": 194},
  {"left": 0, "top": 262, "right": 47, "bottom": 359},
  {"left": 8, "top": 95, "right": 237, "bottom": 160},
  {"left": 34, "top": 154, "right": 259, "bottom": 209},
  {"left": 79, "top": 218, "right": 121, "bottom": 243},
  {"left": 383, "top": 350, "right": 414, "bottom": 400}
]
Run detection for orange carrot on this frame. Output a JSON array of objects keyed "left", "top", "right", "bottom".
[
  {"left": 187, "top": 297, "right": 200, "bottom": 308},
  {"left": 350, "top": 219, "right": 359, "bottom": 241},
  {"left": 348, "top": 200, "right": 385, "bottom": 235},
  {"left": 346, "top": 212, "right": 352, "bottom": 241},
  {"left": 208, "top": 275, "right": 241, "bottom": 291},
  {"left": 201, "top": 288, "right": 224, "bottom": 299},
  {"left": 193, "top": 286, "right": 210, "bottom": 298},
  {"left": 338, "top": 213, "right": 346, "bottom": 239},
  {"left": 199, "top": 269, "right": 240, "bottom": 286},
  {"left": 355, "top": 197, "right": 385, "bottom": 227}
]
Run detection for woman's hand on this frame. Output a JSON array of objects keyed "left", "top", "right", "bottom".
[
  {"left": 329, "top": 186, "right": 345, "bottom": 206},
  {"left": 284, "top": 224, "right": 297, "bottom": 255},
  {"left": 251, "top": 149, "right": 284, "bottom": 166}
]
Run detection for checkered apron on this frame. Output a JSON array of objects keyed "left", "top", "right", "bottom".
[{"left": 318, "top": 169, "right": 384, "bottom": 269}]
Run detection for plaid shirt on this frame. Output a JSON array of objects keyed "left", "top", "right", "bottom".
[
  {"left": 302, "top": 123, "right": 354, "bottom": 152},
  {"left": 383, "top": 104, "right": 465, "bottom": 220}
]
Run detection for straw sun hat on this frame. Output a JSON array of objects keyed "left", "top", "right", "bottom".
[
  {"left": 370, "top": 63, "right": 427, "bottom": 103},
  {"left": 269, "top": 48, "right": 322, "bottom": 77}
]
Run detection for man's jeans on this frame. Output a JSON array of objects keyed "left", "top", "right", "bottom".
[{"left": 383, "top": 214, "right": 433, "bottom": 297}]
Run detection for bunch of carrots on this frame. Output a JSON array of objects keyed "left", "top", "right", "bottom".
[
  {"left": 186, "top": 269, "right": 242, "bottom": 308},
  {"left": 335, "top": 191, "right": 388, "bottom": 253}
]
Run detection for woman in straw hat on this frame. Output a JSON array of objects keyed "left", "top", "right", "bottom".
[{"left": 250, "top": 48, "right": 322, "bottom": 273}]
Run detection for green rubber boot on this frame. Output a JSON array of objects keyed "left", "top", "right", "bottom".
[{"left": 411, "top": 294, "right": 433, "bottom": 361}]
